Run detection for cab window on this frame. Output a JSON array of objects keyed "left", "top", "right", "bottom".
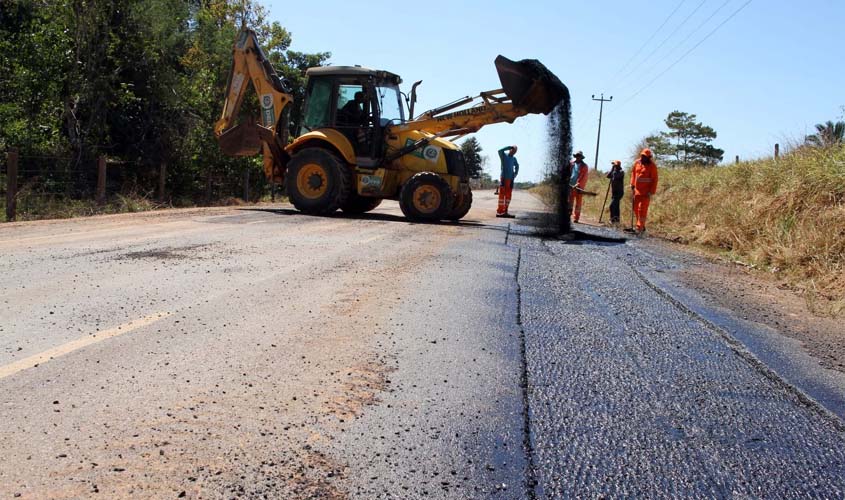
[
  {"left": 302, "top": 79, "right": 332, "bottom": 132},
  {"left": 376, "top": 85, "right": 404, "bottom": 126},
  {"left": 336, "top": 84, "right": 366, "bottom": 126}
]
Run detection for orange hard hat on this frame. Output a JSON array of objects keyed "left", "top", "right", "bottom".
[
  {"left": 641, "top": 148, "right": 654, "bottom": 158},
  {"left": 611, "top": 160, "right": 622, "bottom": 166}
]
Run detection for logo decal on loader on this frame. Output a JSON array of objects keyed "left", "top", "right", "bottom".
[
  {"left": 423, "top": 146, "right": 440, "bottom": 162},
  {"left": 261, "top": 94, "right": 275, "bottom": 127},
  {"left": 360, "top": 175, "right": 383, "bottom": 195},
  {"left": 403, "top": 140, "right": 440, "bottom": 163},
  {"left": 361, "top": 175, "right": 382, "bottom": 187}
]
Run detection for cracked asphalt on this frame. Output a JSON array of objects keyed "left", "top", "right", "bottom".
[{"left": 1, "top": 190, "right": 844, "bottom": 498}]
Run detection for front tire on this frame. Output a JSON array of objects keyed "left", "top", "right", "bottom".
[
  {"left": 445, "top": 188, "right": 472, "bottom": 221},
  {"left": 399, "top": 172, "right": 452, "bottom": 222},
  {"left": 285, "top": 148, "right": 353, "bottom": 215}
]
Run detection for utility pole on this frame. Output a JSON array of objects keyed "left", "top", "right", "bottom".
[{"left": 591, "top": 94, "right": 612, "bottom": 171}]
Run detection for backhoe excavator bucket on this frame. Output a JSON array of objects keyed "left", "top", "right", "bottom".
[
  {"left": 217, "top": 122, "right": 274, "bottom": 157},
  {"left": 495, "top": 55, "right": 567, "bottom": 115}
]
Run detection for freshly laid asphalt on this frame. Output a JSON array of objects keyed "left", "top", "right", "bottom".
[
  {"left": 513, "top": 220, "right": 845, "bottom": 498},
  {"left": 1, "top": 190, "right": 844, "bottom": 498}
]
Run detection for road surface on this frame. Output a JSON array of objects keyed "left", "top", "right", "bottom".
[{"left": 1, "top": 190, "right": 844, "bottom": 498}]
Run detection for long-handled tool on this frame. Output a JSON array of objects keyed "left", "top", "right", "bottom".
[
  {"left": 571, "top": 186, "right": 599, "bottom": 196},
  {"left": 598, "top": 179, "right": 611, "bottom": 223}
]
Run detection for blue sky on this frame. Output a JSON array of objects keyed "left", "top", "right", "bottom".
[{"left": 267, "top": 0, "right": 844, "bottom": 182}]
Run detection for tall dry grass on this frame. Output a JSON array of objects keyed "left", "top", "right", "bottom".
[{"left": 542, "top": 147, "right": 845, "bottom": 315}]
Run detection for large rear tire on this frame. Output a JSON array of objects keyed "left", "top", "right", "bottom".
[
  {"left": 285, "top": 148, "right": 353, "bottom": 215},
  {"left": 399, "top": 172, "right": 452, "bottom": 222},
  {"left": 445, "top": 188, "right": 472, "bottom": 221},
  {"left": 341, "top": 194, "right": 383, "bottom": 214}
]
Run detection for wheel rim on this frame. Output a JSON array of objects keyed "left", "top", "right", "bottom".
[
  {"left": 296, "top": 163, "right": 328, "bottom": 200},
  {"left": 413, "top": 185, "right": 442, "bottom": 214}
]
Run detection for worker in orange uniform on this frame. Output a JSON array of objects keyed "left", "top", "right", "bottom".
[
  {"left": 496, "top": 145, "right": 519, "bottom": 218},
  {"left": 630, "top": 148, "right": 659, "bottom": 232},
  {"left": 569, "top": 151, "right": 589, "bottom": 223}
]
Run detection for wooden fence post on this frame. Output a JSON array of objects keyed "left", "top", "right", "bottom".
[
  {"left": 5, "top": 148, "right": 18, "bottom": 222},
  {"left": 774, "top": 143, "right": 780, "bottom": 160},
  {"left": 96, "top": 156, "right": 107, "bottom": 205},
  {"left": 158, "top": 161, "right": 167, "bottom": 202}
]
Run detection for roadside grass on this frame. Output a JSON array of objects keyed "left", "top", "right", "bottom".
[
  {"left": 534, "top": 146, "right": 845, "bottom": 316},
  {"left": 1, "top": 193, "right": 167, "bottom": 222}
]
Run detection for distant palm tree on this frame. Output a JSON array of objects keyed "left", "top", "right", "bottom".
[{"left": 805, "top": 120, "right": 845, "bottom": 147}]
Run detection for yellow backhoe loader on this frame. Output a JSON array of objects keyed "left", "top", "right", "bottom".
[{"left": 215, "top": 28, "right": 567, "bottom": 221}]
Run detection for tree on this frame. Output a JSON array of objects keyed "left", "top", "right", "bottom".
[
  {"left": 646, "top": 110, "right": 724, "bottom": 166},
  {"left": 805, "top": 120, "right": 845, "bottom": 148},
  {"left": 0, "top": 0, "right": 330, "bottom": 201},
  {"left": 460, "top": 137, "right": 485, "bottom": 179}
]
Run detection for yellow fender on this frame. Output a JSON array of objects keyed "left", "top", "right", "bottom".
[{"left": 286, "top": 129, "right": 356, "bottom": 165}]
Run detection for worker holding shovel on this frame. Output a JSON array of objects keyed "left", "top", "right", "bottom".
[
  {"left": 569, "top": 151, "right": 589, "bottom": 223},
  {"left": 630, "top": 148, "right": 659, "bottom": 233}
]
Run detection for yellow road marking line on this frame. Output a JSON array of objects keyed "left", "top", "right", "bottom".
[{"left": 0, "top": 312, "right": 171, "bottom": 380}]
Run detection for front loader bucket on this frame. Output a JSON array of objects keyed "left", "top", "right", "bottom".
[
  {"left": 216, "top": 122, "right": 274, "bottom": 157},
  {"left": 495, "top": 55, "right": 567, "bottom": 115}
]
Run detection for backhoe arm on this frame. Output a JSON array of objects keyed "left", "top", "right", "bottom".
[
  {"left": 390, "top": 55, "right": 567, "bottom": 144},
  {"left": 391, "top": 90, "right": 528, "bottom": 139},
  {"left": 215, "top": 29, "right": 294, "bottom": 182}
]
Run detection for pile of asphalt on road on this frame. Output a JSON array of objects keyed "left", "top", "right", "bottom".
[{"left": 546, "top": 90, "right": 573, "bottom": 235}]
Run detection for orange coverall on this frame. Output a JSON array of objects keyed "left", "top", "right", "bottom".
[{"left": 631, "top": 154, "right": 658, "bottom": 231}]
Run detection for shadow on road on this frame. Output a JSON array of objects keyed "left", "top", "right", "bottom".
[
  {"left": 237, "top": 208, "right": 509, "bottom": 233},
  {"left": 511, "top": 210, "right": 628, "bottom": 246}
]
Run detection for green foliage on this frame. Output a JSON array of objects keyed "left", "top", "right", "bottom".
[
  {"left": 460, "top": 137, "right": 485, "bottom": 179},
  {"left": 0, "top": 0, "right": 329, "bottom": 202},
  {"left": 646, "top": 110, "right": 724, "bottom": 167},
  {"left": 805, "top": 120, "right": 845, "bottom": 148}
]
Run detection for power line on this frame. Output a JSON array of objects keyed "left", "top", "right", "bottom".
[
  {"left": 606, "top": 0, "right": 688, "bottom": 83},
  {"left": 613, "top": 0, "right": 707, "bottom": 93},
  {"left": 634, "top": 0, "right": 733, "bottom": 88},
  {"left": 609, "top": 0, "right": 707, "bottom": 94},
  {"left": 615, "top": 0, "right": 753, "bottom": 110}
]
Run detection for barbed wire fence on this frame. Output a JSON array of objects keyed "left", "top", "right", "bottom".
[{"left": 2, "top": 148, "right": 171, "bottom": 222}]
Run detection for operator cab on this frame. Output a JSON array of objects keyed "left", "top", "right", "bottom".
[{"left": 300, "top": 66, "right": 404, "bottom": 166}]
